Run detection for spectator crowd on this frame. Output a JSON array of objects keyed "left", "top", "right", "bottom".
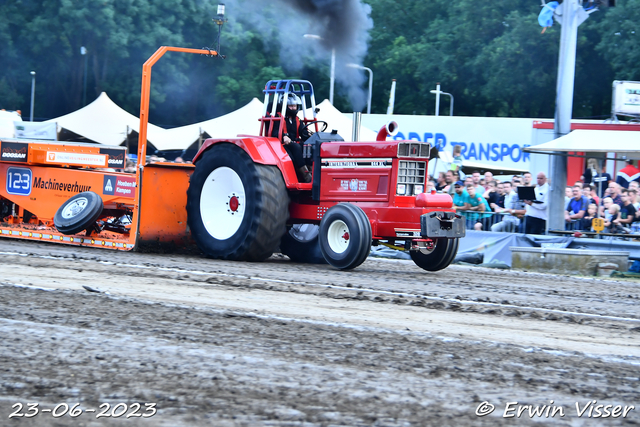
[{"left": 429, "top": 158, "right": 640, "bottom": 237}]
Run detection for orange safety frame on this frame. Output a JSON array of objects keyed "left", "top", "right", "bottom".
[
  {"left": 0, "top": 46, "right": 218, "bottom": 252},
  {"left": 132, "top": 46, "right": 219, "bottom": 250}
]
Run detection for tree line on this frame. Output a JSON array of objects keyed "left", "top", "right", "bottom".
[{"left": 0, "top": 0, "right": 638, "bottom": 127}]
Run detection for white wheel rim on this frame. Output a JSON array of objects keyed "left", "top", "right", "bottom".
[
  {"left": 62, "top": 197, "right": 88, "bottom": 219},
  {"left": 290, "top": 224, "right": 319, "bottom": 242},
  {"left": 418, "top": 240, "right": 436, "bottom": 255},
  {"left": 200, "top": 167, "right": 245, "bottom": 240},
  {"left": 327, "top": 219, "right": 350, "bottom": 254}
]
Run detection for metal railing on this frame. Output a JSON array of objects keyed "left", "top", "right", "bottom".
[
  {"left": 456, "top": 210, "right": 527, "bottom": 233},
  {"left": 456, "top": 210, "right": 640, "bottom": 238},
  {"left": 559, "top": 218, "right": 640, "bottom": 240}
]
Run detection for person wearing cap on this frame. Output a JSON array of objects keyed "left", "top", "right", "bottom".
[{"left": 452, "top": 181, "right": 471, "bottom": 218}]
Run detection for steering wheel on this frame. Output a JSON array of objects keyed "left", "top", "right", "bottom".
[{"left": 301, "top": 120, "right": 328, "bottom": 134}]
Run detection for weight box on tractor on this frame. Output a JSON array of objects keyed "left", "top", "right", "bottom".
[{"left": 0, "top": 46, "right": 464, "bottom": 272}]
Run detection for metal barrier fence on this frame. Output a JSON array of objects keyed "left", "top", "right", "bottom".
[
  {"left": 565, "top": 218, "right": 640, "bottom": 234},
  {"left": 457, "top": 210, "right": 528, "bottom": 233},
  {"left": 565, "top": 220, "right": 583, "bottom": 232},
  {"left": 457, "top": 210, "right": 640, "bottom": 238}
]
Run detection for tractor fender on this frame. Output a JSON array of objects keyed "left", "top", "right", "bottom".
[{"left": 192, "top": 137, "right": 299, "bottom": 187}]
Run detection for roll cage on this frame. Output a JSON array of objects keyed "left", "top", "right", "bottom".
[{"left": 259, "top": 79, "right": 322, "bottom": 140}]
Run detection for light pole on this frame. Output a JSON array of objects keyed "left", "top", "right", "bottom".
[
  {"left": 303, "top": 34, "right": 335, "bottom": 105},
  {"left": 30, "top": 71, "right": 36, "bottom": 121},
  {"left": 80, "top": 46, "right": 88, "bottom": 106},
  {"left": 347, "top": 63, "right": 372, "bottom": 114},
  {"left": 430, "top": 83, "right": 454, "bottom": 116},
  {"left": 548, "top": 0, "right": 590, "bottom": 231},
  {"left": 212, "top": 3, "right": 227, "bottom": 59}
]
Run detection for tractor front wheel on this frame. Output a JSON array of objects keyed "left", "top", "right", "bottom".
[
  {"left": 410, "top": 238, "right": 459, "bottom": 272},
  {"left": 318, "top": 203, "right": 371, "bottom": 270}
]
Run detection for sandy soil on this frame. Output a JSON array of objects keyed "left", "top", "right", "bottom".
[{"left": 0, "top": 239, "right": 639, "bottom": 426}]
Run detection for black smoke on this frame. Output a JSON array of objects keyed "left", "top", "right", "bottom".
[
  {"left": 278, "top": 0, "right": 373, "bottom": 110},
  {"left": 281, "top": 0, "right": 371, "bottom": 58},
  {"left": 226, "top": 0, "right": 373, "bottom": 110}
]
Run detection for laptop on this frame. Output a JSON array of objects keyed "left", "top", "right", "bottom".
[{"left": 517, "top": 186, "right": 543, "bottom": 203}]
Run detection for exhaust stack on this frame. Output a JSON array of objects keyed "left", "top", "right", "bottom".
[{"left": 376, "top": 121, "right": 398, "bottom": 141}]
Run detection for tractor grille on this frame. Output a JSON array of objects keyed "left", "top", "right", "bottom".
[
  {"left": 396, "top": 160, "right": 426, "bottom": 195},
  {"left": 397, "top": 142, "right": 430, "bottom": 158}
]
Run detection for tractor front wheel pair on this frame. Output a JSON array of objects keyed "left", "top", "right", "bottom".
[
  {"left": 281, "top": 204, "right": 373, "bottom": 270},
  {"left": 318, "top": 203, "right": 372, "bottom": 270}
]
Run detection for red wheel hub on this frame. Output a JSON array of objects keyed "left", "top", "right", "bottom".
[
  {"left": 229, "top": 195, "right": 239, "bottom": 212},
  {"left": 342, "top": 231, "right": 350, "bottom": 241}
]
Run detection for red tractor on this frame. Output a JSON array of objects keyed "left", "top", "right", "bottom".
[{"left": 186, "top": 79, "right": 464, "bottom": 271}]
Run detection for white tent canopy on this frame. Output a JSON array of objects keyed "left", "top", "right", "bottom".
[
  {"left": 0, "top": 110, "right": 22, "bottom": 138},
  {"left": 145, "top": 98, "right": 266, "bottom": 150},
  {"left": 45, "top": 94, "right": 379, "bottom": 151},
  {"left": 199, "top": 98, "right": 264, "bottom": 139},
  {"left": 134, "top": 98, "right": 378, "bottom": 149},
  {"left": 46, "top": 92, "right": 168, "bottom": 148},
  {"left": 524, "top": 129, "right": 640, "bottom": 156}
]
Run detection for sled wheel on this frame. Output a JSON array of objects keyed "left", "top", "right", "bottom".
[
  {"left": 53, "top": 191, "right": 104, "bottom": 235},
  {"left": 186, "top": 143, "right": 289, "bottom": 261},
  {"left": 410, "top": 238, "right": 459, "bottom": 272},
  {"left": 280, "top": 224, "right": 327, "bottom": 264},
  {"left": 319, "top": 203, "right": 372, "bottom": 270}
]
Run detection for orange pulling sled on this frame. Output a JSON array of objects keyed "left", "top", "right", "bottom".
[{"left": 0, "top": 47, "right": 218, "bottom": 252}]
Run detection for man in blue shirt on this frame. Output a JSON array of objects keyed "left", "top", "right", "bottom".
[
  {"left": 466, "top": 183, "right": 491, "bottom": 230},
  {"left": 452, "top": 181, "right": 471, "bottom": 218},
  {"left": 565, "top": 184, "right": 589, "bottom": 229}
]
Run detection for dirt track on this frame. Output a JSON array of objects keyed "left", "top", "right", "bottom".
[{"left": 0, "top": 239, "right": 639, "bottom": 426}]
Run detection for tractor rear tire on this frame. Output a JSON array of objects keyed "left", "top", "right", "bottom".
[
  {"left": 54, "top": 191, "right": 104, "bottom": 235},
  {"left": 186, "top": 143, "right": 289, "bottom": 261},
  {"left": 318, "top": 203, "right": 372, "bottom": 270},
  {"left": 410, "top": 238, "right": 459, "bottom": 272},
  {"left": 280, "top": 224, "right": 327, "bottom": 264}
]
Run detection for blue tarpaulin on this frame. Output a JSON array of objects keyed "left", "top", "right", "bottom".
[
  {"left": 369, "top": 230, "right": 640, "bottom": 268},
  {"left": 456, "top": 231, "right": 573, "bottom": 267}
]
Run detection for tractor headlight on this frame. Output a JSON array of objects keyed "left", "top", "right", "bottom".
[
  {"left": 396, "top": 184, "right": 406, "bottom": 195},
  {"left": 414, "top": 184, "right": 424, "bottom": 195}
]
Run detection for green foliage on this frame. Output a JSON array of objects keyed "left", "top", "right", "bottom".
[
  {"left": 594, "top": 0, "right": 640, "bottom": 79},
  {"left": 362, "top": 0, "right": 631, "bottom": 119},
  {"left": 0, "top": 0, "right": 637, "bottom": 123}
]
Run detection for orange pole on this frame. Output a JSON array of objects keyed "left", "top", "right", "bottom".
[
  {"left": 132, "top": 46, "right": 218, "bottom": 246},
  {"left": 137, "top": 46, "right": 218, "bottom": 169}
]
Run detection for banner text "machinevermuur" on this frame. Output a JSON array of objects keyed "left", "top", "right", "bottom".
[{"left": 32, "top": 177, "right": 92, "bottom": 193}]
